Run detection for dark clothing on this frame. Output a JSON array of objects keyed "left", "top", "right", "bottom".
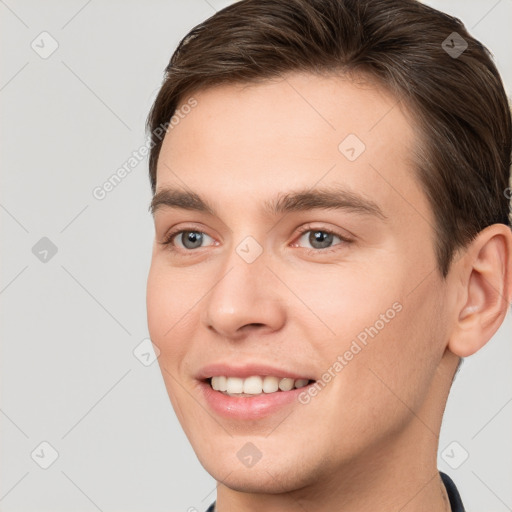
[
  {"left": 441, "top": 471, "right": 466, "bottom": 511},
  {"left": 204, "top": 471, "right": 465, "bottom": 511}
]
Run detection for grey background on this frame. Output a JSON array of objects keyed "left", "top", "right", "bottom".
[{"left": 0, "top": 1, "right": 511, "bottom": 511}]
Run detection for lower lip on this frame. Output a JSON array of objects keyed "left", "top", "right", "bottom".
[{"left": 198, "top": 380, "right": 314, "bottom": 420}]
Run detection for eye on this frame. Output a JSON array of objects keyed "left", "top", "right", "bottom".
[
  {"left": 294, "top": 226, "right": 351, "bottom": 252},
  {"left": 160, "top": 225, "right": 352, "bottom": 255},
  {"left": 162, "top": 229, "right": 216, "bottom": 251}
]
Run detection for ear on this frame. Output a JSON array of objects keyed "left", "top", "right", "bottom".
[{"left": 448, "top": 224, "right": 512, "bottom": 358}]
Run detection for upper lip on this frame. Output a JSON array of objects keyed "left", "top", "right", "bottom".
[{"left": 196, "top": 362, "right": 315, "bottom": 381}]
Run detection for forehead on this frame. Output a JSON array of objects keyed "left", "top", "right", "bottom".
[{"left": 156, "top": 72, "right": 432, "bottom": 225}]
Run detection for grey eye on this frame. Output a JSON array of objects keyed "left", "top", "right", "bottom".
[
  {"left": 176, "top": 231, "right": 213, "bottom": 250},
  {"left": 298, "top": 230, "right": 341, "bottom": 250}
]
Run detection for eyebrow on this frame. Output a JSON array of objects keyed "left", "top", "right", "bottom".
[{"left": 149, "top": 186, "right": 386, "bottom": 220}]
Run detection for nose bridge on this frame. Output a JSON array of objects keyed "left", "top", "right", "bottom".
[
  {"left": 215, "top": 231, "right": 270, "bottom": 295},
  {"left": 201, "top": 234, "right": 285, "bottom": 337}
]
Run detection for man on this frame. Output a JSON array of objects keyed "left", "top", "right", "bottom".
[{"left": 145, "top": 0, "right": 512, "bottom": 510}]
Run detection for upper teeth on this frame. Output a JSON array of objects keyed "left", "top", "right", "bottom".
[{"left": 210, "top": 375, "right": 310, "bottom": 395}]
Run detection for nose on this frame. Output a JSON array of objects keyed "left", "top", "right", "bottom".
[{"left": 200, "top": 247, "right": 287, "bottom": 340}]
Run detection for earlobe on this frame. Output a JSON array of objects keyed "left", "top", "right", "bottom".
[{"left": 448, "top": 224, "right": 512, "bottom": 358}]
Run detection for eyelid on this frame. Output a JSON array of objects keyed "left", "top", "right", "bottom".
[{"left": 294, "top": 223, "right": 353, "bottom": 240}]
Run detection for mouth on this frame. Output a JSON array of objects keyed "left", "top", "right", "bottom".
[
  {"left": 196, "top": 367, "right": 317, "bottom": 420},
  {"left": 195, "top": 363, "right": 318, "bottom": 419},
  {"left": 206, "top": 375, "right": 315, "bottom": 397}
]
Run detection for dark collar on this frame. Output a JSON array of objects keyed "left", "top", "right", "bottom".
[
  {"left": 205, "top": 471, "right": 465, "bottom": 512},
  {"left": 440, "top": 471, "right": 466, "bottom": 511}
]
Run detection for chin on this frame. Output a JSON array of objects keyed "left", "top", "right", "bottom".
[{"left": 196, "top": 447, "right": 326, "bottom": 495}]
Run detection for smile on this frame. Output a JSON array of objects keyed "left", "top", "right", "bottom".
[{"left": 209, "top": 375, "right": 313, "bottom": 396}]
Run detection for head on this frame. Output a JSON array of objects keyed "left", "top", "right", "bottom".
[{"left": 146, "top": 0, "right": 512, "bottom": 498}]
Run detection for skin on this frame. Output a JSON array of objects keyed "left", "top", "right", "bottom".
[{"left": 146, "top": 71, "right": 512, "bottom": 512}]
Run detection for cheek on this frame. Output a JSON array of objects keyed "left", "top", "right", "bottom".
[
  {"left": 146, "top": 264, "right": 202, "bottom": 423},
  {"left": 291, "top": 261, "right": 443, "bottom": 402},
  {"left": 146, "top": 263, "right": 196, "bottom": 364},
  {"left": 297, "top": 283, "right": 445, "bottom": 460},
  {"left": 283, "top": 262, "right": 403, "bottom": 347},
  {"left": 351, "top": 276, "right": 446, "bottom": 415},
  {"left": 146, "top": 265, "right": 169, "bottom": 343}
]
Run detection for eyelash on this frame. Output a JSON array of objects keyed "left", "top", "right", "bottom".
[{"left": 160, "top": 224, "right": 353, "bottom": 255}]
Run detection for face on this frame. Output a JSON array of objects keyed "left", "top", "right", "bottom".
[{"left": 146, "top": 72, "right": 452, "bottom": 494}]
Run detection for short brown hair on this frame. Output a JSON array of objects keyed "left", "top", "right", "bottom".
[{"left": 146, "top": 0, "right": 511, "bottom": 277}]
